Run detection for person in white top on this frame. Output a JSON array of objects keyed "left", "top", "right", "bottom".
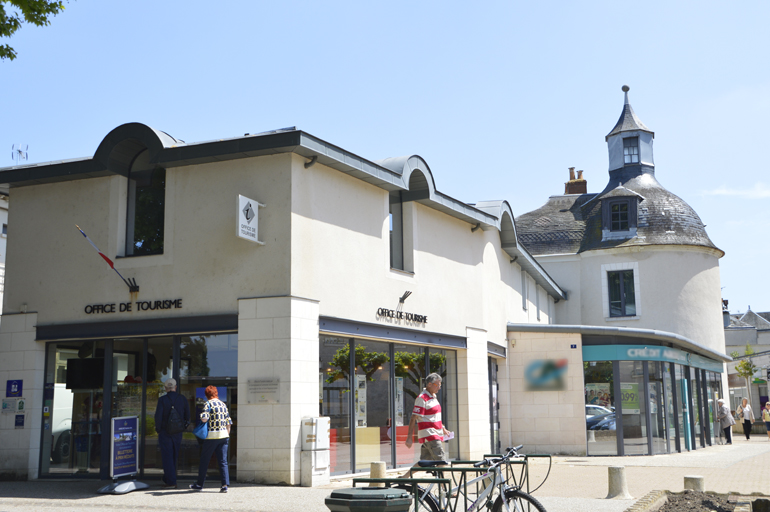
[{"left": 736, "top": 397, "right": 755, "bottom": 440}]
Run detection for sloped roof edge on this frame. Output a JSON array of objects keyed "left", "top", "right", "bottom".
[
  {"left": 0, "top": 124, "right": 565, "bottom": 300},
  {"left": 507, "top": 323, "right": 731, "bottom": 362}
]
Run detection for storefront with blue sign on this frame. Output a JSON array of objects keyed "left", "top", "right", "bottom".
[{"left": 583, "top": 337, "right": 724, "bottom": 456}]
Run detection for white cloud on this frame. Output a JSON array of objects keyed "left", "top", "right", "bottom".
[{"left": 701, "top": 183, "right": 770, "bottom": 199}]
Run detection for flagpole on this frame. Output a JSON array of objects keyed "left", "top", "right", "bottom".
[{"left": 75, "top": 225, "right": 139, "bottom": 292}]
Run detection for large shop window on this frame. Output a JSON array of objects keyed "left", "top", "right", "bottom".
[
  {"left": 619, "top": 361, "right": 648, "bottom": 455},
  {"left": 40, "top": 334, "right": 237, "bottom": 479},
  {"left": 585, "top": 361, "right": 617, "bottom": 456},
  {"left": 319, "top": 335, "right": 458, "bottom": 475},
  {"left": 126, "top": 149, "right": 166, "bottom": 256},
  {"left": 648, "top": 362, "right": 669, "bottom": 454},
  {"left": 41, "top": 341, "right": 107, "bottom": 476}
]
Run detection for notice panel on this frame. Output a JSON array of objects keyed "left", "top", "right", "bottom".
[
  {"left": 111, "top": 416, "right": 138, "bottom": 478},
  {"left": 247, "top": 379, "right": 280, "bottom": 404}
]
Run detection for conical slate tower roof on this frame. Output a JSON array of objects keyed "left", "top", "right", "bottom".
[
  {"left": 605, "top": 85, "right": 654, "bottom": 141},
  {"left": 516, "top": 87, "right": 722, "bottom": 257}
]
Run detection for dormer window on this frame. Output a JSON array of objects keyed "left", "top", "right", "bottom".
[
  {"left": 600, "top": 192, "right": 641, "bottom": 241},
  {"left": 623, "top": 137, "right": 639, "bottom": 164},
  {"left": 610, "top": 201, "right": 629, "bottom": 231}
]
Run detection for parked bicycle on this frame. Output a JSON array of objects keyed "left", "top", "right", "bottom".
[{"left": 392, "top": 445, "right": 548, "bottom": 512}]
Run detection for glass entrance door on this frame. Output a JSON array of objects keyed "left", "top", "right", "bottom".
[
  {"left": 111, "top": 337, "right": 175, "bottom": 478},
  {"left": 41, "top": 340, "right": 107, "bottom": 476}
]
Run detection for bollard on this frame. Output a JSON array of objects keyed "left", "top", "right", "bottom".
[
  {"left": 369, "top": 461, "right": 386, "bottom": 488},
  {"left": 606, "top": 466, "right": 633, "bottom": 499},
  {"left": 587, "top": 430, "right": 596, "bottom": 443},
  {"left": 684, "top": 475, "right": 705, "bottom": 492}
]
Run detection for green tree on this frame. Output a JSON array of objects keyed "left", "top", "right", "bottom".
[
  {"left": 1, "top": 0, "right": 68, "bottom": 61},
  {"left": 734, "top": 344, "right": 759, "bottom": 407},
  {"left": 393, "top": 352, "right": 446, "bottom": 401},
  {"left": 325, "top": 344, "right": 389, "bottom": 387}
]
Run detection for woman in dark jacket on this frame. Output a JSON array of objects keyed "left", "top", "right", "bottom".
[{"left": 189, "top": 385, "right": 232, "bottom": 493}]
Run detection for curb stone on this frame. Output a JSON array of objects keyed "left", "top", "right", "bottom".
[
  {"left": 623, "top": 490, "right": 756, "bottom": 512},
  {"left": 622, "top": 490, "right": 667, "bottom": 512}
]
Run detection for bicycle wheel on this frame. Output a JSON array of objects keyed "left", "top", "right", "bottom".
[
  {"left": 394, "top": 483, "right": 441, "bottom": 512},
  {"left": 492, "top": 488, "right": 547, "bottom": 512}
]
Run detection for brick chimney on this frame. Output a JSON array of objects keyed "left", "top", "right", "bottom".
[{"left": 564, "top": 167, "right": 587, "bottom": 194}]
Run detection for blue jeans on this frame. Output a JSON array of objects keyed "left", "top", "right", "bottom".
[
  {"left": 158, "top": 432, "right": 182, "bottom": 485},
  {"left": 196, "top": 438, "right": 229, "bottom": 487}
]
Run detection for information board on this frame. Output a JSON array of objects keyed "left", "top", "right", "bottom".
[
  {"left": 111, "top": 416, "right": 138, "bottom": 478},
  {"left": 246, "top": 379, "right": 279, "bottom": 404},
  {"left": 620, "top": 383, "right": 640, "bottom": 414}
]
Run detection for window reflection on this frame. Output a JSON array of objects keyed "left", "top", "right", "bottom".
[{"left": 585, "top": 361, "right": 617, "bottom": 455}]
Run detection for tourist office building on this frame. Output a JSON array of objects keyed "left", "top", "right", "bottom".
[{"left": 0, "top": 96, "right": 730, "bottom": 484}]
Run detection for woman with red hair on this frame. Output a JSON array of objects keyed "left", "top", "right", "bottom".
[{"left": 189, "top": 385, "right": 232, "bottom": 492}]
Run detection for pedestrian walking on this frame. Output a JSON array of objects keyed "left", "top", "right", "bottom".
[
  {"left": 716, "top": 398, "right": 735, "bottom": 445},
  {"left": 189, "top": 385, "right": 232, "bottom": 493},
  {"left": 736, "top": 397, "right": 755, "bottom": 440},
  {"left": 405, "top": 373, "right": 452, "bottom": 461},
  {"left": 154, "top": 378, "right": 190, "bottom": 488}
]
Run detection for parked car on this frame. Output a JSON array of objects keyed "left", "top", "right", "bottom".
[
  {"left": 588, "top": 413, "right": 616, "bottom": 431},
  {"left": 51, "top": 384, "right": 73, "bottom": 464},
  {"left": 585, "top": 404, "right": 612, "bottom": 418}
]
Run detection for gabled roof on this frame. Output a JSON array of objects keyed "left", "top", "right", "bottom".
[
  {"left": 596, "top": 185, "right": 645, "bottom": 202},
  {"left": 739, "top": 310, "right": 770, "bottom": 331}
]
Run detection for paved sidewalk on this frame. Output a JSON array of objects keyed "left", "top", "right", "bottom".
[{"left": 0, "top": 437, "right": 767, "bottom": 511}]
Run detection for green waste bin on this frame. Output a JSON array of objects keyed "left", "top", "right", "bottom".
[{"left": 325, "top": 487, "right": 412, "bottom": 512}]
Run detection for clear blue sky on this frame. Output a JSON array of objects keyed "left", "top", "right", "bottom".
[{"left": 2, "top": 1, "right": 768, "bottom": 313}]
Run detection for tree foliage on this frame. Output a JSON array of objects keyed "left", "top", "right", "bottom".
[
  {"left": 394, "top": 351, "right": 446, "bottom": 401},
  {"left": 324, "top": 344, "right": 447, "bottom": 401},
  {"left": 325, "top": 344, "right": 390, "bottom": 386},
  {"left": 734, "top": 344, "right": 758, "bottom": 380},
  {"left": 734, "top": 344, "right": 759, "bottom": 405},
  {"left": 1, "top": 0, "right": 67, "bottom": 61}
]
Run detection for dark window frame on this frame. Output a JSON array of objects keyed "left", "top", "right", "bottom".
[
  {"left": 602, "top": 198, "right": 638, "bottom": 233},
  {"left": 125, "top": 160, "right": 166, "bottom": 257},
  {"left": 623, "top": 136, "right": 640, "bottom": 165},
  {"left": 607, "top": 269, "right": 636, "bottom": 317}
]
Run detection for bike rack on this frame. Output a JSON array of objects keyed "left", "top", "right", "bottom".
[{"left": 352, "top": 453, "right": 552, "bottom": 512}]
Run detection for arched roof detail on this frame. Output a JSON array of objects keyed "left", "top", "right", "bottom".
[
  {"left": 94, "top": 123, "right": 184, "bottom": 177},
  {"left": 375, "top": 155, "right": 437, "bottom": 200}
]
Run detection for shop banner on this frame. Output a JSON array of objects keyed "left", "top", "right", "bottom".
[
  {"left": 111, "top": 416, "right": 138, "bottom": 478},
  {"left": 620, "top": 383, "right": 640, "bottom": 414}
]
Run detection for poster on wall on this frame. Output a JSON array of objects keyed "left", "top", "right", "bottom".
[
  {"left": 395, "top": 377, "right": 404, "bottom": 427},
  {"left": 621, "top": 383, "right": 640, "bottom": 414},
  {"left": 111, "top": 416, "right": 138, "bottom": 478},
  {"left": 354, "top": 375, "right": 367, "bottom": 427},
  {"left": 585, "top": 383, "right": 611, "bottom": 407}
]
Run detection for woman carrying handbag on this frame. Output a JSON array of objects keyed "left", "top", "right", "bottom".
[
  {"left": 736, "top": 397, "right": 755, "bottom": 441},
  {"left": 190, "top": 386, "right": 232, "bottom": 493}
]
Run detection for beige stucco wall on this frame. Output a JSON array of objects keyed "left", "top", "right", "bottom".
[
  {"left": 289, "top": 155, "right": 551, "bottom": 345},
  {"left": 3, "top": 155, "right": 294, "bottom": 323},
  {"left": 0, "top": 149, "right": 558, "bottom": 480},
  {"left": 503, "top": 331, "right": 585, "bottom": 455},
  {"left": 541, "top": 246, "right": 726, "bottom": 354}
]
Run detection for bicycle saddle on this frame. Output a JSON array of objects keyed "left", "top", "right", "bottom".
[{"left": 417, "top": 460, "right": 449, "bottom": 467}]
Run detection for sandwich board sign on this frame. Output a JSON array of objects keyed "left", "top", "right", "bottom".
[
  {"left": 237, "top": 195, "right": 265, "bottom": 244},
  {"left": 96, "top": 416, "right": 149, "bottom": 495}
]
